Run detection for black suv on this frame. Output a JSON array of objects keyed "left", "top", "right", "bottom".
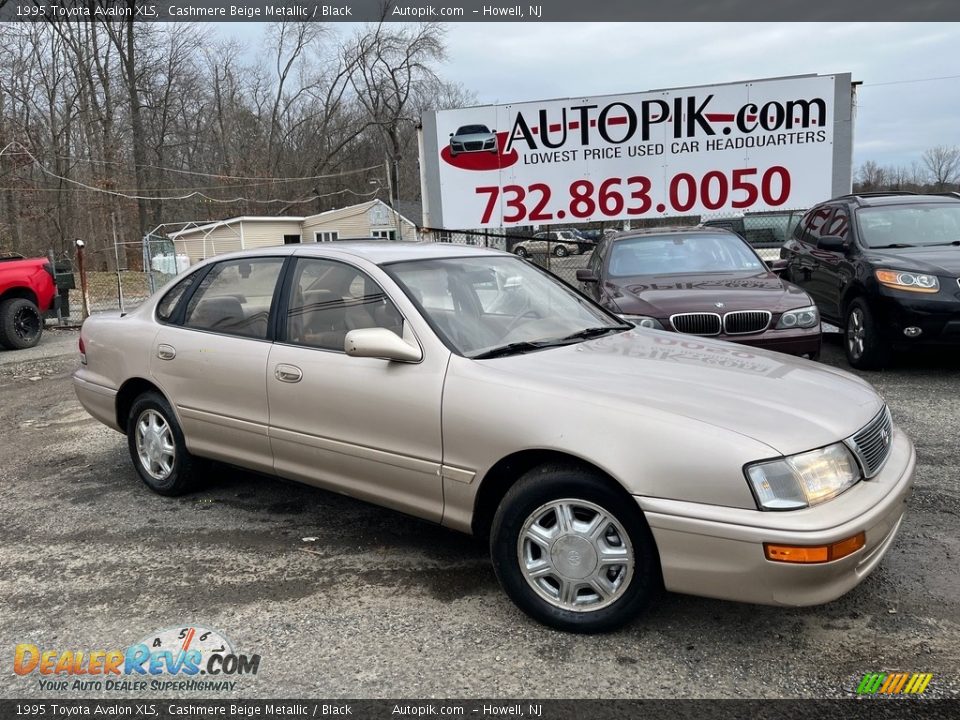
[{"left": 782, "top": 192, "right": 960, "bottom": 368}]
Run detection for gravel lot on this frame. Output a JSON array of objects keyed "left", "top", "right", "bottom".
[{"left": 1, "top": 327, "right": 958, "bottom": 699}]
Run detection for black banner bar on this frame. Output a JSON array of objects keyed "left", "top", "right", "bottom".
[
  {"left": 2, "top": 700, "right": 959, "bottom": 720},
  {"left": 0, "top": 0, "right": 958, "bottom": 22}
]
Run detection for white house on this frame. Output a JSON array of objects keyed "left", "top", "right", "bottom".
[{"left": 168, "top": 200, "right": 419, "bottom": 265}]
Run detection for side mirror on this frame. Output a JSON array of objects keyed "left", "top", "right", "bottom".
[
  {"left": 576, "top": 269, "right": 599, "bottom": 283},
  {"left": 491, "top": 129, "right": 497, "bottom": 133},
  {"left": 344, "top": 328, "right": 422, "bottom": 362},
  {"left": 818, "top": 235, "right": 847, "bottom": 252},
  {"left": 449, "top": 132, "right": 453, "bottom": 137},
  {"left": 765, "top": 259, "right": 788, "bottom": 275}
]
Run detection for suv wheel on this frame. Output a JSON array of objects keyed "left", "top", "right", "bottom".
[
  {"left": 845, "top": 298, "right": 890, "bottom": 370},
  {"left": 127, "top": 391, "right": 201, "bottom": 496},
  {"left": 490, "top": 465, "right": 660, "bottom": 632},
  {"left": 0, "top": 298, "right": 44, "bottom": 350}
]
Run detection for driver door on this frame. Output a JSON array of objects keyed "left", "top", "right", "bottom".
[{"left": 266, "top": 256, "right": 447, "bottom": 522}]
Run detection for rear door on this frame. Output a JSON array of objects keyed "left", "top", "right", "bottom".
[
  {"left": 266, "top": 256, "right": 446, "bottom": 522},
  {"left": 813, "top": 204, "right": 855, "bottom": 321},
  {"left": 784, "top": 205, "right": 833, "bottom": 310},
  {"left": 150, "top": 256, "right": 285, "bottom": 474}
]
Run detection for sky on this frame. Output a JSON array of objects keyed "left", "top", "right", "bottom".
[{"left": 219, "top": 21, "right": 960, "bottom": 174}]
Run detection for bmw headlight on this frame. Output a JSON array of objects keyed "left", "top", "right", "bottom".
[
  {"left": 618, "top": 314, "right": 664, "bottom": 330},
  {"left": 745, "top": 443, "right": 861, "bottom": 510},
  {"left": 875, "top": 269, "right": 939, "bottom": 293},
  {"left": 776, "top": 305, "right": 819, "bottom": 329}
]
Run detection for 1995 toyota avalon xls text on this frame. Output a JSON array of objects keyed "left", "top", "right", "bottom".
[{"left": 74, "top": 242, "right": 915, "bottom": 632}]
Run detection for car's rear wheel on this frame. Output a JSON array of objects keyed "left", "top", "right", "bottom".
[
  {"left": 0, "top": 298, "right": 43, "bottom": 350},
  {"left": 845, "top": 298, "right": 890, "bottom": 370},
  {"left": 490, "top": 465, "right": 660, "bottom": 632},
  {"left": 553, "top": 245, "right": 569, "bottom": 258},
  {"left": 126, "top": 391, "right": 200, "bottom": 496},
  {"left": 514, "top": 246, "right": 529, "bottom": 258}
]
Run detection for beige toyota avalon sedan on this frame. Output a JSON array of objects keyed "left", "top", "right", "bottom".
[{"left": 74, "top": 242, "right": 915, "bottom": 632}]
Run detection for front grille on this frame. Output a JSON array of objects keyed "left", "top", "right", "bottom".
[
  {"left": 845, "top": 406, "right": 894, "bottom": 478},
  {"left": 670, "top": 312, "right": 721, "bottom": 335},
  {"left": 723, "top": 310, "right": 772, "bottom": 335},
  {"left": 464, "top": 141, "right": 484, "bottom": 151}
]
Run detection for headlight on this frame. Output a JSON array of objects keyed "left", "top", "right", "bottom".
[
  {"left": 618, "top": 314, "right": 664, "bottom": 330},
  {"left": 875, "top": 269, "right": 939, "bottom": 293},
  {"left": 776, "top": 305, "right": 819, "bottom": 329},
  {"left": 745, "top": 443, "right": 861, "bottom": 510}
]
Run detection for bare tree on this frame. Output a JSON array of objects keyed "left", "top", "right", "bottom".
[{"left": 922, "top": 145, "right": 960, "bottom": 191}]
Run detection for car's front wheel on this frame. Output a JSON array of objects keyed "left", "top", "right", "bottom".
[
  {"left": 553, "top": 245, "right": 569, "bottom": 258},
  {"left": 513, "top": 246, "right": 529, "bottom": 258},
  {"left": 845, "top": 298, "right": 890, "bottom": 370},
  {"left": 490, "top": 465, "right": 660, "bottom": 632},
  {"left": 126, "top": 391, "right": 201, "bottom": 496},
  {"left": 0, "top": 297, "right": 43, "bottom": 350}
]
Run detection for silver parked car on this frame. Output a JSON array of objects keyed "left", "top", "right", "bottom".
[
  {"left": 74, "top": 242, "right": 915, "bottom": 632},
  {"left": 513, "top": 230, "right": 584, "bottom": 258}
]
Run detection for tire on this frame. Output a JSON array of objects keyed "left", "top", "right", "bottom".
[
  {"left": 553, "top": 245, "right": 569, "bottom": 258},
  {"left": 0, "top": 298, "right": 43, "bottom": 350},
  {"left": 844, "top": 297, "right": 890, "bottom": 370},
  {"left": 514, "top": 246, "right": 529, "bottom": 258},
  {"left": 126, "top": 391, "right": 201, "bottom": 496},
  {"left": 490, "top": 464, "right": 660, "bottom": 633}
]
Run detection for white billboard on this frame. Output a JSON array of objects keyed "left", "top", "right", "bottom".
[{"left": 419, "top": 74, "right": 853, "bottom": 229}]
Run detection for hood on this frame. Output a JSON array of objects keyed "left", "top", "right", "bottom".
[
  {"left": 606, "top": 271, "right": 811, "bottom": 317},
  {"left": 484, "top": 329, "right": 883, "bottom": 456},
  {"left": 863, "top": 245, "right": 960, "bottom": 275}
]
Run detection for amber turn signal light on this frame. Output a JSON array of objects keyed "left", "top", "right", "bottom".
[{"left": 764, "top": 532, "right": 866, "bottom": 564}]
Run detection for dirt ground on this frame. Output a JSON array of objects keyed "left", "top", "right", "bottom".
[{"left": 1, "top": 327, "right": 958, "bottom": 699}]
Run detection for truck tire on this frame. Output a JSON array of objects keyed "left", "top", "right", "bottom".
[{"left": 0, "top": 298, "right": 44, "bottom": 350}]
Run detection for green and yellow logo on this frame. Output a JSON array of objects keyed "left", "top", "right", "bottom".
[{"left": 857, "top": 672, "right": 933, "bottom": 695}]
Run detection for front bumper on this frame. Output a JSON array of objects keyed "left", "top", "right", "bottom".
[
  {"left": 656, "top": 324, "right": 822, "bottom": 358},
  {"left": 637, "top": 426, "right": 915, "bottom": 606},
  {"left": 874, "top": 288, "right": 960, "bottom": 347}
]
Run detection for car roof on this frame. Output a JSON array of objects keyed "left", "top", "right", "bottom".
[
  {"left": 193, "top": 241, "right": 507, "bottom": 267},
  {"left": 608, "top": 226, "right": 739, "bottom": 241},
  {"left": 835, "top": 192, "right": 960, "bottom": 207}
]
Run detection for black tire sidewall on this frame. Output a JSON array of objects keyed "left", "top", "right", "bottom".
[
  {"left": 490, "top": 467, "right": 660, "bottom": 633},
  {"left": 554, "top": 246, "right": 568, "bottom": 257},
  {"left": 126, "top": 392, "right": 195, "bottom": 496},
  {"left": 0, "top": 298, "right": 43, "bottom": 350}
]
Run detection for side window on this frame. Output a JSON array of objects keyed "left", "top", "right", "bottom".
[
  {"left": 825, "top": 206, "right": 851, "bottom": 242},
  {"left": 183, "top": 258, "right": 284, "bottom": 339},
  {"left": 156, "top": 270, "right": 201, "bottom": 323},
  {"left": 284, "top": 258, "right": 404, "bottom": 352},
  {"left": 798, "top": 206, "right": 833, "bottom": 246},
  {"left": 588, "top": 241, "right": 604, "bottom": 274}
]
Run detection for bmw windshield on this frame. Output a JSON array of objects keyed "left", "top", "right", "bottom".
[{"left": 387, "top": 256, "right": 627, "bottom": 358}]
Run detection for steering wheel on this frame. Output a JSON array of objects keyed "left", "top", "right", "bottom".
[{"left": 503, "top": 309, "right": 542, "bottom": 336}]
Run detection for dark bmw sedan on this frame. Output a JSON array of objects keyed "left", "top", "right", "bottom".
[{"left": 576, "top": 227, "right": 822, "bottom": 358}]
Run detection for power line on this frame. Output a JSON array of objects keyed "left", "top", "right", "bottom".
[
  {"left": 2, "top": 149, "right": 382, "bottom": 182},
  {"left": 0, "top": 142, "right": 380, "bottom": 204},
  {"left": 862, "top": 74, "right": 960, "bottom": 88}
]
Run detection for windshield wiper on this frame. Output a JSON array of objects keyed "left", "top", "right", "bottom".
[
  {"left": 871, "top": 243, "right": 917, "bottom": 249},
  {"left": 556, "top": 326, "right": 629, "bottom": 342},
  {"left": 471, "top": 341, "right": 551, "bottom": 360},
  {"left": 471, "top": 326, "right": 627, "bottom": 360},
  {"left": 926, "top": 240, "right": 960, "bottom": 247}
]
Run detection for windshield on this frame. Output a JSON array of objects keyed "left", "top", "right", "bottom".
[
  {"left": 387, "top": 256, "right": 625, "bottom": 358},
  {"left": 456, "top": 125, "right": 490, "bottom": 135},
  {"left": 857, "top": 204, "right": 960, "bottom": 247},
  {"left": 607, "top": 233, "right": 765, "bottom": 277}
]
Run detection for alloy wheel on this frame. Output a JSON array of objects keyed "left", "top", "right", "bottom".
[
  {"left": 135, "top": 409, "right": 176, "bottom": 481},
  {"left": 847, "top": 307, "right": 865, "bottom": 360},
  {"left": 517, "top": 499, "right": 634, "bottom": 612},
  {"left": 13, "top": 305, "right": 41, "bottom": 343}
]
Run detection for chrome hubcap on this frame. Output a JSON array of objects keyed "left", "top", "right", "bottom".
[
  {"left": 517, "top": 499, "right": 633, "bottom": 612},
  {"left": 135, "top": 409, "right": 175, "bottom": 481},
  {"left": 847, "top": 308, "right": 865, "bottom": 358}
]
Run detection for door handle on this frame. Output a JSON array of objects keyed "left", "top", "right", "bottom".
[
  {"left": 157, "top": 344, "right": 176, "bottom": 360},
  {"left": 274, "top": 364, "right": 303, "bottom": 383}
]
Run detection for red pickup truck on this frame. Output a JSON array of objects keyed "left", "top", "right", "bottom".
[{"left": 0, "top": 255, "right": 57, "bottom": 349}]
